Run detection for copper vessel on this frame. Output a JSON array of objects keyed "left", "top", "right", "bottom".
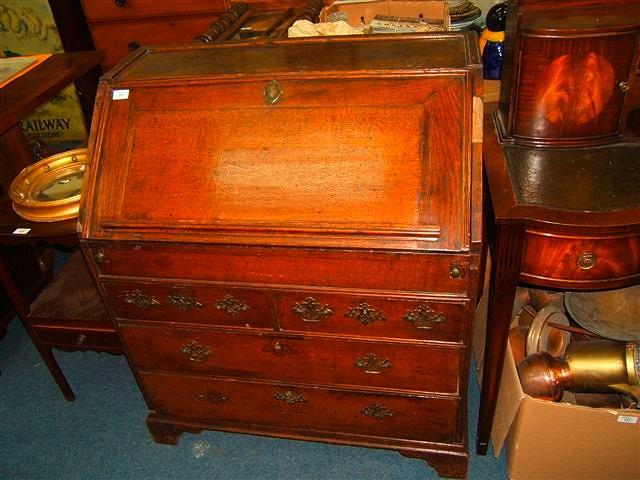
[{"left": 518, "top": 340, "right": 640, "bottom": 405}]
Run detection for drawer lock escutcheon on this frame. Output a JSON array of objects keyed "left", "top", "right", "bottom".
[
  {"left": 122, "top": 289, "right": 160, "bottom": 310},
  {"left": 355, "top": 353, "right": 392, "bottom": 374},
  {"left": 403, "top": 304, "right": 446, "bottom": 330},
  {"left": 167, "top": 289, "right": 203, "bottom": 312},
  {"left": 293, "top": 297, "right": 333, "bottom": 323},
  {"left": 264, "top": 79, "right": 283, "bottom": 105},
  {"left": 215, "top": 295, "right": 249, "bottom": 316},
  {"left": 274, "top": 390, "right": 306, "bottom": 404},
  {"left": 361, "top": 403, "right": 395, "bottom": 419},
  {"left": 345, "top": 302, "right": 386, "bottom": 325},
  {"left": 577, "top": 252, "right": 597, "bottom": 270},
  {"left": 180, "top": 340, "right": 212, "bottom": 362},
  {"left": 193, "top": 392, "right": 228, "bottom": 403}
]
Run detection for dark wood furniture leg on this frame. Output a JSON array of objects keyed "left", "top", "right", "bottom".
[
  {"left": 0, "top": 255, "right": 76, "bottom": 401},
  {"left": 476, "top": 224, "right": 524, "bottom": 455}
]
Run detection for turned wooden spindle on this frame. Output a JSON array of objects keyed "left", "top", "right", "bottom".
[
  {"left": 293, "top": 0, "right": 325, "bottom": 23},
  {"left": 195, "top": 3, "right": 251, "bottom": 43}
]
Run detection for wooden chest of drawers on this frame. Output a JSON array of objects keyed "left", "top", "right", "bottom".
[{"left": 79, "top": 34, "right": 483, "bottom": 478}]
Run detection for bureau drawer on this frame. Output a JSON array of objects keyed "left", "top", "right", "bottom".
[
  {"left": 89, "top": 242, "right": 469, "bottom": 294},
  {"left": 120, "top": 324, "right": 462, "bottom": 394},
  {"left": 90, "top": 16, "right": 218, "bottom": 69},
  {"left": 102, "top": 281, "right": 273, "bottom": 330},
  {"left": 138, "top": 372, "right": 460, "bottom": 444},
  {"left": 82, "top": 0, "right": 224, "bottom": 22},
  {"left": 520, "top": 231, "right": 640, "bottom": 287},
  {"left": 277, "top": 291, "right": 467, "bottom": 343}
]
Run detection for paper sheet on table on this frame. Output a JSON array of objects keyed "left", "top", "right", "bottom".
[{"left": 288, "top": 20, "right": 364, "bottom": 37}]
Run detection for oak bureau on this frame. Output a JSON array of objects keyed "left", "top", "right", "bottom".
[{"left": 79, "top": 34, "right": 484, "bottom": 478}]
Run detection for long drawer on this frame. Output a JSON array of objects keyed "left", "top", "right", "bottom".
[
  {"left": 120, "top": 324, "right": 463, "bottom": 394},
  {"left": 102, "top": 280, "right": 273, "bottom": 330},
  {"left": 89, "top": 242, "right": 470, "bottom": 294},
  {"left": 138, "top": 371, "right": 460, "bottom": 444}
]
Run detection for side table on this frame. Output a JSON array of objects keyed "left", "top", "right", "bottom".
[{"left": 477, "top": 114, "right": 640, "bottom": 454}]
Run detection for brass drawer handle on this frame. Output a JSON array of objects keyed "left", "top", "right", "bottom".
[
  {"left": 193, "top": 392, "right": 228, "bottom": 403},
  {"left": 293, "top": 297, "right": 333, "bottom": 323},
  {"left": 122, "top": 289, "right": 160, "bottom": 310},
  {"left": 264, "top": 79, "right": 283, "bottom": 105},
  {"left": 274, "top": 390, "right": 306, "bottom": 404},
  {"left": 361, "top": 403, "right": 395, "bottom": 419},
  {"left": 266, "top": 341, "right": 293, "bottom": 356},
  {"left": 128, "top": 41, "right": 140, "bottom": 51},
  {"left": 355, "top": 353, "right": 392, "bottom": 374},
  {"left": 577, "top": 252, "right": 597, "bottom": 270},
  {"left": 345, "top": 302, "right": 386, "bottom": 325},
  {"left": 167, "top": 289, "right": 203, "bottom": 312},
  {"left": 180, "top": 340, "right": 211, "bottom": 362},
  {"left": 403, "top": 304, "right": 446, "bottom": 330},
  {"left": 215, "top": 295, "right": 249, "bottom": 316},
  {"left": 93, "top": 249, "right": 106, "bottom": 263}
]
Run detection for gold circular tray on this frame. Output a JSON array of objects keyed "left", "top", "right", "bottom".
[{"left": 9, "top": 148, "right": 87, "bottom": 222}]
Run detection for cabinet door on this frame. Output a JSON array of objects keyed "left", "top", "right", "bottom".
[{"left": 513, "top": 32, "right": 638, "bottom": 142}]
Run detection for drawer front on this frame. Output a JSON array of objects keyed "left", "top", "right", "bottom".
[
  {"left": 82, "top": 0, "right": 225, "bottom": 22},
  {"left": 32, "top": 326, "right": 121, "bottom": 351},
  {"left": 102, "top": 281, "right": 273, "bottom": 330},
  {"left": 90, "top": 17, "right": 217, "bottom": 69},
  {"left": 120, "top": 324, "right": 462, "bottom": 394},
  {"left": 521, "top": 231, "right": 640, "bottom": 287},
  {"left": 277, "top": 291, "right": 467, "bottom": 343},
  {"left": 138, "top": 371, "right": 460, "bottom": 444},
  {"left": 89, "top": 242, "right": 469, "bottom": 294}
]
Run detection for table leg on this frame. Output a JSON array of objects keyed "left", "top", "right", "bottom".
[
  {"left": 476, "top": 224, "right": 524, "bottom": 455},
  {"left": 0, "top": 256, "right": 76, "bottom": 401}
]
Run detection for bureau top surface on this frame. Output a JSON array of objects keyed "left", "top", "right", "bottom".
[
  {"left": 81, "top": 34, "right": 481, "bottom": 252},
  {"left": 106, "top": 34, "right": 478, "bottom": 83}
]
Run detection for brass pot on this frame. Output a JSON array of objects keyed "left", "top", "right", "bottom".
[
  {"left": 9, "top": 148, "right": 86, "bottom": 222},
  {"left": 518, "top": 340, "right": 640, "bottom": 405}
]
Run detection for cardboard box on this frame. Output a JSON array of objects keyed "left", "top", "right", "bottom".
[
  {"left": 473, "top": 285, "right": 640, "bottom": 480},
  {"left": 320, "top": 0, "right": 450, "bottom": 30}
]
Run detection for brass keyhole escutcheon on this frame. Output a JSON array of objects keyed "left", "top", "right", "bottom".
[
  {"left": 577, "top": 252, "right": 597, "bottom": 270},
  {"left": 264, "top": 80, "right": 283, "bottom": 105}
]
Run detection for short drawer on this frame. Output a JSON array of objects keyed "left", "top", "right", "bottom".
[
  {"left": 82, "top": 0, "right": 224, "bottom": 22},
  {"left": 120, "top": 324, "right": 462, "bottom": 394},
  {"left": 277, "top": 291, "right": 467, "bottom": 343},
  {"left": 32, "top": 325, "right": 122, "bottom": 351},
  {"left": 89, "top": 16, "right": 218, "bottom": 69},
  {"left": 521, "top": 231, "right": 640, "bottom": 287},
  {"left": 89, "top": 242, "right": 469, "bottom": 294},
  {"left": 138, "top": 372, "right": 460, "bottom": 444},
  {"left": 102, "top": 281, "right": 273, "bottom": 330}
]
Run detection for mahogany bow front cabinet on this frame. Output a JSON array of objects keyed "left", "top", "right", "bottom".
[{"left": 79, "top": 34, "right": 484, "bottom": 478}]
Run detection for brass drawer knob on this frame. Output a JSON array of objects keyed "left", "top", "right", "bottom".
[
  {"left": 274, "top": 390, "right": 306, "bottom": 404},
  {"left": 76, "top": 334, "right": 88, "bottom": 345},
  {"left": 215, "top": 295, "right": 249, "bottom": 316},
  {"left": 180, "top": 340, "right": 211, "bottom": 362},
  {"left": 361, "top": 403, "right": 395, "bottom": 419},
  {"left": 618, "top": 81, "right": 630, "bottom": 93},
  {"left": 193, "top": 392, "right": 228, "bottom": 403},
  {"left": 93, "top": 250, "right": 106, "bottom": 263},
  {"left": 577, "top": 252, "right": 597, "bottom": 270},
  {"left": 293, "top": 297, "right": 333, "bottom": 323},
  {"left": 345, "top": 302, "right": 386, "bottom": 325},
  {"left": 450, "top": 263, "right": 463, "bottom": 279},
  {"left": 122, "top": 289, "right": 159, "bottom": 310},
  {"left": 167, "top": 289, "right": 203, "bottom": 312},
  {"left": 128, "top": 41, "right": 140, "bottom": 51},
  {"left": 114, "top": 0, "right": 126, "bottom": 6},
  {"left": 355, "top": 353, "right": 392, "bottom": 374},
  {"left": 403, "top": 304, "right": 446, "bottom": 330}
]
